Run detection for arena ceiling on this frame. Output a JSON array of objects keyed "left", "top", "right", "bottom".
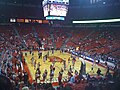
[
  {"left": 0, "top": 0, "right": 120, "bottom": 5},
  {"left": 0, "top": 0, "right": 120, "bottom": 20}
]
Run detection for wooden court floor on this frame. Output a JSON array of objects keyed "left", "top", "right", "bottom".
[{"left": 22, "top": 50, "right": 113, "bottom": 83}]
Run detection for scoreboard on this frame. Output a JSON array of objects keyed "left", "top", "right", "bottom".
[
  {"left": 43, "top": 0, "right": 69, "bottom": 6},
  {"left": 42, "top": 0, "right": 69, "bottom": 20},
  {"left": 50, "top": 4, "right": 68, "bottom": 16},
  {"left": 10, "top": 18, "right": 49, "bottom": 24},
  {"left": 43, "top": 4, "right": 49, "bottom": 17}
]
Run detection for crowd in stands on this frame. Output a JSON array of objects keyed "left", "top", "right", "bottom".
[{"left": 0, "top": 24, "right": 120, "bottom": 90}]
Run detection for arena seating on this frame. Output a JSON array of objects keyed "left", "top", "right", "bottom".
[{"left": 0, "top": 24, "right": 120, "bottom": 90}]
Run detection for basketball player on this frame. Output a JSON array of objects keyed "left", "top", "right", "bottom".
[
  {"left": 60, "top": 68, "right": 64, "bottom": 75},
  {"left": 37, "top": 62, "right": 41, "bottom": 69},
  {"left": 63, "top": 59, "right": 66, "bottom": 70},
  {"left": 68, "top": 57, "right": 70, "bottom": 64},
  {"left": 25, "top": 52, "right": 27, "bottom": 57},
  {"left": 34, "top": 59, "right": 37, "bottom": 70},
  {"left": 58, "top": 72, "right": 62, "bottom": 85},
  {"left": 69, "top": 65, "right": 73, "bottom": 73},
  {"left": 31, "top": 57, "right": 34, "bottom": 66},
  {"left": 90, "top": 58, "right": 96, "bottom": 73},
  {"left": 90, "top": 64, "right": 94, "bottom": 73},
  {"left": 43, "top": 55, "right": 46, "bottom": 63},
  {"left": 72, "top": 57, "right": 76, "bottom": 69},
  {"left": 42, "top": 69, "right": 48, "bottom": 82},
  {"left": 47, "top": 51, "right": 49, "bottom": 57},
  {"left": 50, "top": 69, "right": 54, "bottom": 82},
  {"left": 32, "top": 52, "right": 34, "bottom": 56},
  {"left": 38, "top": 50, "right": 42, "bottom": 59},
  {"left": 52, "top": 58, "right": 56, "bottom": 66},
  {"left": 68, "top": 71, "right": 72, "bottom": 81},
  {"left": 35, "top": 68, "right": 41, "bottom": 83}
]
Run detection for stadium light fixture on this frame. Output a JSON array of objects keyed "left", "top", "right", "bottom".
[{"left": 73, "top": 18, "right": 120, "bottom": 24}]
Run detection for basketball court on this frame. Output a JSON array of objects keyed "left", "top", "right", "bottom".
[{"left": 22, "top": 50, "right": 113, "bottom": 83}]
